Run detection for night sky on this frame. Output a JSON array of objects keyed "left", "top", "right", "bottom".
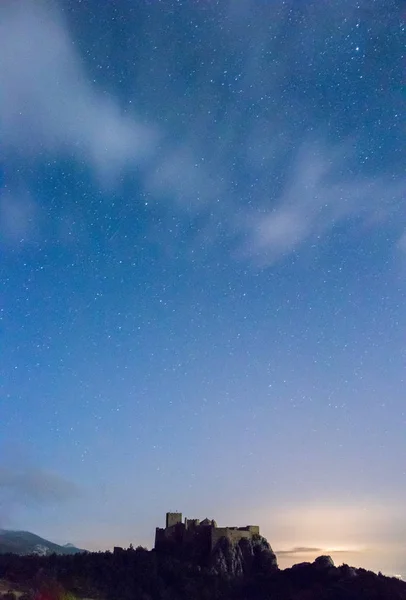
[{"left": 1, "top": 0, "right": 405, "bottom": 577}]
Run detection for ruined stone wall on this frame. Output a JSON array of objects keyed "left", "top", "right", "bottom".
[
  {"left": 156, "top": 514, "right": 260, "bottom": 553},
  {"left": 246, "top": 525, "right": 260, "bottom": 535},
  {"left": 210, "top": 527, "right": 254, "bottom": 549},
  {"left": 185, "top": 518, "right": 200, "bottom": 529},
  {"left": 155, "top": 522, "right": 186, "bottom": 549},
  {"left": 166, "top": 512, "right": 183, "bottom": 528}
]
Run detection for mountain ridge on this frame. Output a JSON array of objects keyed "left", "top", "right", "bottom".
[{"left": 0, "top": 529, "right": 84, "bottom": 556}]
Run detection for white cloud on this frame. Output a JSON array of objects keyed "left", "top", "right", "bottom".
[
  {"left": 243, "top": 142, "right": 405, "bottom": 263},
  {"left": 0, "top": 0, "right": 158, "bottom": 186},
  {"left": 0, "top": 0, "right": 404, "bottom": 263}
]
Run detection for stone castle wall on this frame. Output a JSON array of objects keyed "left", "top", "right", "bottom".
[
  {"left": 166, "top": 512, "right": 183, "bottom": 528},
  {"left": 155, "top": 513, "right": 260, "bottom": 552},
  {"left": 210, "top": 526, "right": 260, "bottom": 549}
]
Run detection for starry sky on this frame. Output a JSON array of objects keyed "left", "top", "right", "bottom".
[{"left": 1, "top": 0, "right": 405, "bottom": 578}]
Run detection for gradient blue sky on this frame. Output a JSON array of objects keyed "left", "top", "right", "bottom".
[{"left": 1, "top": 0, "right": 405, "bottom": 577}]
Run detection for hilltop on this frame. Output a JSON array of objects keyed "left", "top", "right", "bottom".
[
  {"left": 0, "top": 527, "right": 405, "bottom": 599},
  {"left": 0, "top": 530, "right": 84, "bottom": 557}
]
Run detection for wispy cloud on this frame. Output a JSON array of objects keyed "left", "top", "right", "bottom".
[
  {"left": 0, "top": 0, "right": 158, "bottom": 186},
  {"left": 276, "top": 546, "right": 323, "bottom": 556},
  {"left": 0, "top": 443, "right": 84, "bottom": 526},
  {"left": 242, "top": 141, "right": 405, "bottom": 263},
  {"left": 0, "top": 462, "right": 80, "bottom": 529},
  {"left": 0, "top": 466, "right": 80, "bottom": 506},
  {"left": 276, "top": 546, "right": 359, "bottom": 557},
  {"left": 0, "top": 0, "right": 404, "bottom": 262}
]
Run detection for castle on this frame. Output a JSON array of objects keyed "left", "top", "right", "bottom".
[{"left": 155, "top": 512, "right": 260, "bottom": 552}]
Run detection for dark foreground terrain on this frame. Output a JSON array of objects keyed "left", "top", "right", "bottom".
[{"left": 0, "top": 541, "right": 405, "bottom": 600}]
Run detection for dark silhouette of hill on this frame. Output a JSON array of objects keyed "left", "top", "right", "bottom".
[
  {"left": 0, "top": 530, "right": 84, "bottom": 557},
  {"left": 0, "top": 544, "right": 405, "bottom": 600}
]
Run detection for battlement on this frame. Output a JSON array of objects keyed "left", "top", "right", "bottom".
[
  {"left": 185, "top": 518, "right": 200, "bottom": 528},
  {"left": 166, "top": 512, "right": 182, "bottom": 528},
  {"left": 155, "top": 512, "right": 259, "bottom": 552},
  {"left": 210, "top": 525, "right": 260, "bottom": 549}
]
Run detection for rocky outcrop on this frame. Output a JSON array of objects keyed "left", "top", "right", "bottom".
[
  {"left": 211, "top": 534, "right": 278, "bottom": 577},
  {"left": 313, "top": 555, "right": 335, "bottom": 570}
]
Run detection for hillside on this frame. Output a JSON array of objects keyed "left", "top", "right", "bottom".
[
  {"left": 0, "top": 530, "right": 84, "bottom": 557},
  {"left": 0, "top": 544, "right": 405, "bottom": 600}
]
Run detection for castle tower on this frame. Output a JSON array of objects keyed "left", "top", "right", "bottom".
[{"left": 166, "top": 512, "right": 182, "bottom": 528}]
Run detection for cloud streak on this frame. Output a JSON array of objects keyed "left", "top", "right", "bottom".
[
  {"left": 0, "top": 466, "right": 80, "bottom": 505},
  {"left": 276, "top": 546, "right": 359, "bottom": 557},
  {"left": 0, "top": 0, "right": 158, "bottom": 186},
  {"left": 0, "top": 463, "right": 80, "bottom": 528},
  {"left": 0, "top": 0, "right": 404, "bottom": 263},
  {"left": 243, "top": 142, "right": 405, "bottom": 263},
  {"left": 276, "top": 546, "right": 323, "bottom": 556}
]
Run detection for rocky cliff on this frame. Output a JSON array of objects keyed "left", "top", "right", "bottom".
[{"left": 211, "top": 534, "right": 278, "bottom": 576}]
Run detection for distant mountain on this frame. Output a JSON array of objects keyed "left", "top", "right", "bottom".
[{"left": 0, "top": 529, "right": 85, "bottom": 556}]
